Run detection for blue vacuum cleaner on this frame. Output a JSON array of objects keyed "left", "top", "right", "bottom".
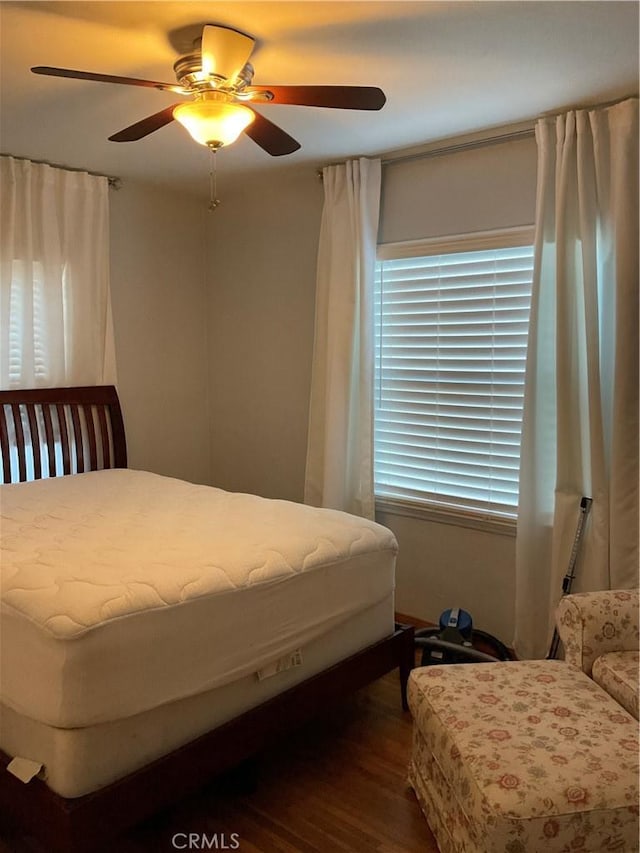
[{"left": 415, "top": 607, "right": 512, "bottom": 665}]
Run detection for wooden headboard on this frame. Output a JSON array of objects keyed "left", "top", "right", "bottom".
[{"left": 0, "top": 385, "right": 127, "bottom": 484}]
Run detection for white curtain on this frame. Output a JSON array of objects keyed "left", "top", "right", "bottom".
[
  {"left": 0, "top": 156, "right": 116, "bottom": 389},
  {"left": 515, "top": 98, "right": 639, "bottom": 660},
  {"left": 304, "top": 157, "right": 381, "bottom": 518}
]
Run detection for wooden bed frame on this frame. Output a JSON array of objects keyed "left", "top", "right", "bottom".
[
  {"left": 0, "top": 385, "right": 127, "bottom": 483},
  {"left": 0, "top": 385, "right": 414, "bottom": 853}
]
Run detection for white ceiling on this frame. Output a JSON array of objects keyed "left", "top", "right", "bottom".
[{"left": 1, "top": 1, "right": 638, "bottom": 196}]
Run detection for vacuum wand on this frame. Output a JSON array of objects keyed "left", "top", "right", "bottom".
[{"left": 547, "top": 496, "right": 593, "bottom": 660}]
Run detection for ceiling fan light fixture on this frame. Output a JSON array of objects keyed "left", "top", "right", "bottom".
[{"left": 173, "top": 93, "right": 255, "bottom": 149}]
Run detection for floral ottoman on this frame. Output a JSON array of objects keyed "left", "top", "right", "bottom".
[{"left": 408, "top": 660, "right": 639, "bottom": 853}]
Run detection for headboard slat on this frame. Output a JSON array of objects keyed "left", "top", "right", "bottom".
[
  {"left": 70, "top": 404, "right": 84, "bottom": 474},
  {"left": 86, "top": 407, "right": 98, "bottom": 471},
  {"left": 56, "top": 403, "right": 71, "bottom": 475},
  {"left": 97, "top": 406, "right": 111, "bottom": 469},
  {"left": 26, "top": 403, "right": 42, "bottom": 480},
  {"left": 0, "top": 407, "right": 11, "bottom": 484},
  {"left": 10, "top": 404, "right": 27, "bottom": 482},
  {"left": 42, "top": 405, "right": 57, "bottom": 478},
  {"left": 0, "top": 386, "right": 127, "bottom": 484}
]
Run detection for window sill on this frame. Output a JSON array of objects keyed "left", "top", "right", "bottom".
[{"left": 374, "top": 497, "right": 517, "bottom": 537}]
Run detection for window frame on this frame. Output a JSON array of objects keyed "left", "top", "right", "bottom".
[{"left": 373, "top": 225, "right": 535, "bottom": 534}]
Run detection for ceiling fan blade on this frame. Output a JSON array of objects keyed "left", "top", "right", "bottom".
[
  {"left": 201, "top": 25, "right": 255, "bottom": 80},
  {"left": 249, "top": 85, "right": 386, "bottom": 111},
  {"left": 31, "top": 66, "right": 187, "bottom": 94},
  {"left": 244, "top": 110, "right": 300, "bottom": 157},
  {"left": 108, "top": 105, "right": 181, "bottom": 142}
]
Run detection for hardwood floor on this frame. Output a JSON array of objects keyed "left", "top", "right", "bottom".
[{"left": 0, "top": 670, "right": 438, "bottom": 853}]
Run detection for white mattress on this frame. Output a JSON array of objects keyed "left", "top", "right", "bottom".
[
  {"left": 1, "top": 469, "right": 397, "bottom": 727},
  {"left": 0, "top": 596, "right": 394, "bottom": 798}
]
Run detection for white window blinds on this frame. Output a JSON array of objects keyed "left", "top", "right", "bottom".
[
  {"left": 374, "top": 232, "right": 534, "bottom": 518},
  {"left": 8, "top": 260, "right": 51, "bottom": 386}
]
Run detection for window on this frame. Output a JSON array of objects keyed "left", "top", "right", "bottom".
[
  {"left": 8, "top": 259, "right": 56, "bottom": 386},
  {"left": 374, "top": 227, "right": 534, "bottom": 522}
]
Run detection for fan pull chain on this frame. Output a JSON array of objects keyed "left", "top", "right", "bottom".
[{"left": 208, "top": 147, "right": 221, "bottom": 212}]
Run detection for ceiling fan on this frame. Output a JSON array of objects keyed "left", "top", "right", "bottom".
[{"left": 31, "top": 24, "right": 386, "bottom": 156}]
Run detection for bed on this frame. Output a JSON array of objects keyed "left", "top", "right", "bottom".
[{"left": 0, "top": 385, "right": 413, "bottom": 853}]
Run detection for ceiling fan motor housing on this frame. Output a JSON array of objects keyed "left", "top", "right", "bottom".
[{"left": 173, "top": 53, "right": 254, "bottom": 93}]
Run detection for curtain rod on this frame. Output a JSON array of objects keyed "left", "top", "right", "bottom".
[{"left": 1, "top": 153, "right": 122, "bottom": 189}]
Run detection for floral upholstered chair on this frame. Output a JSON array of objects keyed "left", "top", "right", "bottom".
[
  {"left": 407, "top": 591, "right": 640, "bottom": 852},
  {"left": 556, "top": 589, "right": 640, "bottom": 719}
]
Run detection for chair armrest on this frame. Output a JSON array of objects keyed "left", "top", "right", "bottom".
[{"left": 556, "top": 589, "right": 640, "bottom": 675}]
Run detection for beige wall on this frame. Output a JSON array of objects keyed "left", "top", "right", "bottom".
[
  {"left": 206, "top": 168, "right": 323, "bottom": 501},
  {"left": 377, "top": 509, "right": 517, "bottom": 640},
  {"left": 109, "top": 181, "right": 211, "bottom": 485}
]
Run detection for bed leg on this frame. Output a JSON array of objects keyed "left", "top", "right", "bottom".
[{"left": 395, "top": 623, "right": 414, "bottom": 711}]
